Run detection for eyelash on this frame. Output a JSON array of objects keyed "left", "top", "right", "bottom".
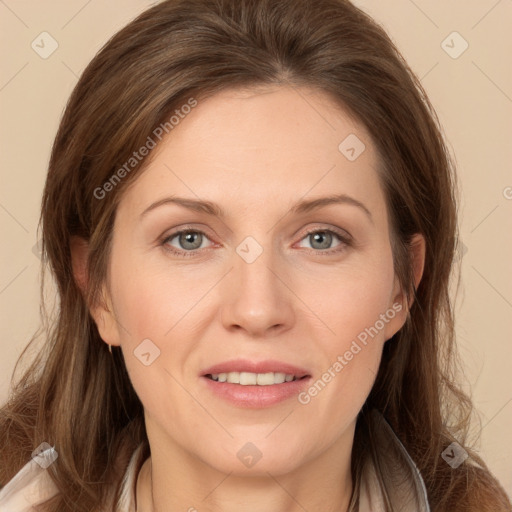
[{"left": 161, "top": 226, "right": 352, "bottom": 259}]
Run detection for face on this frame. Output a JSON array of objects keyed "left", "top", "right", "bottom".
[{"left": 92, "top": 85, "right": 410, "bottom": 476}]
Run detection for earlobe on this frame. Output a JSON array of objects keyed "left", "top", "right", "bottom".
[{"left": 90, "top": 284, "right": 121, "bottom": 348}]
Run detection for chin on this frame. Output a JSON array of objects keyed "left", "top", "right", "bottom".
[{"left": 198, "top": 439, "right": 308, "bottom": 477}]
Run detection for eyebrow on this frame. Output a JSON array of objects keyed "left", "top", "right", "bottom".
[{"left": 139, "top": 193, "right": 373, "bottom": 222}]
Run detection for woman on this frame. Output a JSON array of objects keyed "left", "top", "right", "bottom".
[{"left": 0, "top": 0, "right": 510, "bottom": 511}]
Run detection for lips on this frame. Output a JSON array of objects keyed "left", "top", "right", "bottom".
[{"left": 200, "top": 359, "right": 312, "bottom": 408}]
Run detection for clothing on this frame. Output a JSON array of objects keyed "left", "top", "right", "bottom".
[{"left": 0, "top": 410, "right": 430, "bottom": 511}]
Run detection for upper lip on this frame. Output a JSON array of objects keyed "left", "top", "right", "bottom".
[{"left": 201, "top": 359, "right": 310, "bottom": 379}]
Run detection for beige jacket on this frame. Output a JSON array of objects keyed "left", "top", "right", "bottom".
[{"left": 0, "top": 411, "right": 430, "bottom": 511}]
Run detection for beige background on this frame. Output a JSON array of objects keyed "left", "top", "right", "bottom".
[{"left": 1, "top": 0, "right": 511, "bottom": 499}]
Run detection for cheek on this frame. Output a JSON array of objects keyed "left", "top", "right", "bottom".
[
  {"left": 109, "top": 246, "right": 192, "bottom": 340},
  {"left": 107, "top": 250, "right": 207, "bottom": 394},
  {"left": 318, "top": 250, "right": 396, "bottom": 345},
  {"left": 304, "top": 249, "right": 396, "bottom": 400},
  {"left": 110, "top": 266, "right": 191, "bottom": 425}
]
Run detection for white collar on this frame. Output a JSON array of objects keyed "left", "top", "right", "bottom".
[{"left": 358, "top": 409, "right": 430, "bottom": 511}]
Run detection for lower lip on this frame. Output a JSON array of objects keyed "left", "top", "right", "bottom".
[{"left": 201, "top": 376, "right": 311, "bottom": 408}]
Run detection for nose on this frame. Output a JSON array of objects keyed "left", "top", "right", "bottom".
[{"left": 220, "top": 243, "right": 295, "bottom": 338}]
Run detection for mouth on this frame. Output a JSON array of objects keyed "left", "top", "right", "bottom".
[
  {"left": 205, "top": 372, "right": 309, "bottom": 385},
  {"left": 200, "top": 359, "right": 311, "bottom": 408}
]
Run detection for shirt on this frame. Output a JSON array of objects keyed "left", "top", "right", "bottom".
[{"left": 0, "top": 410, "right": 430, "bottom": 511}]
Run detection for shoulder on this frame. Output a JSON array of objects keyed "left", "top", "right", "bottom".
[
  {"left": 0, "top": 443, "right": 147, "bottom": 512},
  {"left": 0, "top": 449, "right": 58, "bottom": 512}
]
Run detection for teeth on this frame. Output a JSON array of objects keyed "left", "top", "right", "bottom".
[
  {"left": 273, "top": 372, "right": 286, "bottom": 384},
  {"left": 258, "top": 372, "right": 277, "bottom": 385},
  {"left": 209, "top": 371, "right": 298, "bottom": 385},
  {"left": 240, "top": 372, "right": 257, "bottom": 385}
]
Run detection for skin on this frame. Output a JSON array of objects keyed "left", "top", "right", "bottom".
[{"left": 73, "top": 85, "right": 425, "bottom": 512}]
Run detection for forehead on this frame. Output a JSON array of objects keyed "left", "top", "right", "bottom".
[{"left": 117, "top": 85, "right": 385, "bottom": 221}]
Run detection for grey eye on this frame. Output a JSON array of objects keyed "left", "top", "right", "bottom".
[
  {"left": 308, "top": 231, "right": 334, "bottom": 250},
  {"left": 177, "top": 231, "right": 204, "bottom": 250}
]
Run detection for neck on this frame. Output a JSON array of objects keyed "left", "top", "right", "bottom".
[{"left": 135, "top": 427, "right": 355, "bottom": 512}]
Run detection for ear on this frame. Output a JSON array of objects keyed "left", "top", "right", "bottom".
[
  {"left": 70, "top": 235, "right": 89, "bottom": 294},
  {"left": 408, "top": 233, "right": 426, "bottom": 303},
  {"left": 70, "top": 235, "right": 121, "bottom": 347},
  {"left": 384, "top": 233, "right": 426, "bottom": 340}
]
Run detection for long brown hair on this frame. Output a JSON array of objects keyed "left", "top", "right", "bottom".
[{"left": 1, "top": 0, "right": 510, "bottom": 510}]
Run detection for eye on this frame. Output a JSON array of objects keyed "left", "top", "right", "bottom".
[
  {"left": 162, "top": 228, "right": 214, "bottom": 257},
  {"left": 295, "top": 228, "right": 351, "bottom": 255}
]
